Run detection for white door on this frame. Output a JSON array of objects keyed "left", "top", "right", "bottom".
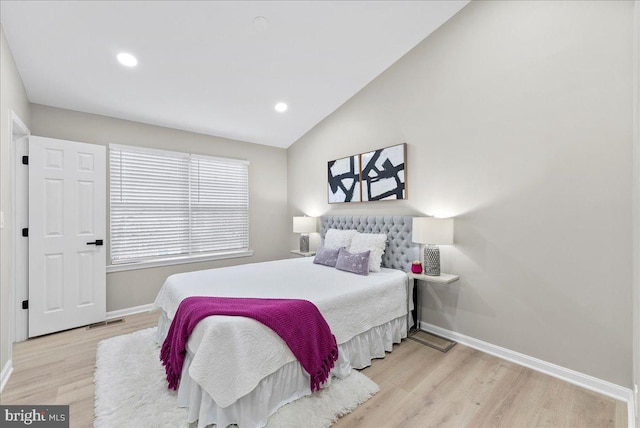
[{"left": 28, "top": 136, "right": 106, "bottom": 337}]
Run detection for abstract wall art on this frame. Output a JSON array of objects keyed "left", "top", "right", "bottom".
[
  {"left": 361, "top": 143, "right": 406, "bottom": 201},
  {"left": 328, "top": 155, "right": 361, "bottom": 203},
  {"left": 327, "top": 143, "right": 407, "bottom": 203}
]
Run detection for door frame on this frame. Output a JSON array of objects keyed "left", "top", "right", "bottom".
[
  {"left": 9, "top": 110, "right": 30, "bottom": 344},
  {"left": 632, "top": 0, "right": 640, "bottom": 420}
]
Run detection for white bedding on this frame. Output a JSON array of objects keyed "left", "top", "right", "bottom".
[{"left": 153, "top": 257, "right": 408, "bottom": 420}]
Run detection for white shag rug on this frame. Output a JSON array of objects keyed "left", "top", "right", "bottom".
[{"left": 95, "top": 327, "right": 379, "bottom": 428}]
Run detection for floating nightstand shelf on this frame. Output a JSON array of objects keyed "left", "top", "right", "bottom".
[
  {"left": 290, "top": 250, "right": 316, "bottom": 257},
  {"left": 408, "top": 272, "right": 459, "bottom": 284}
]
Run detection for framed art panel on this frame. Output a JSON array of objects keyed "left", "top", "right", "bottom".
[
  {"left": 328, "top": 155, "right": 361, "bottom": 203},
  {"left": 361, "top": 143, "right": 406, "bottom": 201}
]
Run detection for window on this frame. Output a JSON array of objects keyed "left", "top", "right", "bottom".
[{"left": 109, "top": 144, "right": 249, "bottom": 265}]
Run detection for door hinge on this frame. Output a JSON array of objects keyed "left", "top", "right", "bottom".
[
  {"left": 22, "top": 300, "right": 28, "bottom": 310},
  {"left": 22, "top": 228, "right": 28, "bottom": 237},
  {"left": 21, "top": 155, "right": 28, "bottom": 165}
]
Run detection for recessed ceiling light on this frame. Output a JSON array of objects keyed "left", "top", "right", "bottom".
[
  {"left": 117, "top": 52, "right": 138, "bottom": 67},
  {"left": 253, "top": 16, "right": 269, "bottom": 32},
  {"left": 275, "top": 102, "right": 288, "bottom": 113}
]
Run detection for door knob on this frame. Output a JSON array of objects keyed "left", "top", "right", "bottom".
[{"left": 87, "top": 239, "right": 104, "bottom": 246}]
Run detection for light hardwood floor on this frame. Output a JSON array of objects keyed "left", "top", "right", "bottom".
[{"left": 0, "top": 312, "right": 628, "bottom": 428}]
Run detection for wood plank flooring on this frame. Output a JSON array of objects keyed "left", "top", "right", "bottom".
[{"left": 0, "top": 312, "right": 627, "bottom": 427}]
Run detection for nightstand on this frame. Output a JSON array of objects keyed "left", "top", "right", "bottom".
[
  {"left": 408, "top": 272, "right": 460, "bottom": 352},
  {"left": 290, "top": 250, "right": 316, "bottom": 257}
]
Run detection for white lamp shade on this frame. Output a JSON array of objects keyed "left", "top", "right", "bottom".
[
  {"left": 412, "top": 217, "right": 454, "bottom": 245},
  {"left": 293, "top": 216, "right": 316, "bottom": 233}
]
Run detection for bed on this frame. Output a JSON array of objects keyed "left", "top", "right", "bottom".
[{"left": 153, "top": 215, "right": 418, "bottom": 428}]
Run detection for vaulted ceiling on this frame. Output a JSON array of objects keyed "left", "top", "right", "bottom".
[{"left": 1, "top": 1, "right": 468, "bottom": 148}]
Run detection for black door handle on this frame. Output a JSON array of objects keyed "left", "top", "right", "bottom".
[{"left": 87, "top": 239, "right": 104, "bottom": 246}]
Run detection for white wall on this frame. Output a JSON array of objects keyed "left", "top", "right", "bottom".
[
  {"left": 30, "top": 104, "right": 290, "bottom": 311},
  {"left": 288, "top": 0, "right": 634, "bottom": 387},
  {"left": 0, "top": 25, "right": 30, "bottom": 383}
]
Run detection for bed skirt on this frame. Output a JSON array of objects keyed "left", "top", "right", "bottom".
[{"left": 157, "top": 312, "right": 407, "bottom": 428}]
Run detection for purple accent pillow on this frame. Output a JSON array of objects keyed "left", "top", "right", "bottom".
[
  {"left": 313, "top": 246, "right": 340, "bottom": 267},
  {"left": 335, "top": 248, "right": 370, "bottom": 276}
]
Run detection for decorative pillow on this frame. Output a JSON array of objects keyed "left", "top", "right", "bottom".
[
  {"left": 334, "top": 248, "right": 370, "bottom": 276},
  {"left": 313, "top": 246, "right": 340, "bottom": 267},
  {"left": 348, "top": 232, "right": 387, "bottom": 272},
  {"left": 324, "top": 229, "right": 358, "bottom": 250}
]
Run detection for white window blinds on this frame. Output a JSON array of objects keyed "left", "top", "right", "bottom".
[{"left": 109, "top": 145, "right": 249, "bottom": 264}]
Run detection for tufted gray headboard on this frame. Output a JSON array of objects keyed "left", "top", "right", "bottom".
[{"left": 320, "top": 216, "right": 418, "bottom": 272}]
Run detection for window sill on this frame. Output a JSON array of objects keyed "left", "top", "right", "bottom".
[{"left": 106, "top": 250, "right": 254, "bottom": 273}]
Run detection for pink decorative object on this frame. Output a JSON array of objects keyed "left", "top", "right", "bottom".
[{"left": 411, "top": 263, "right": 423, "bottom": 274}]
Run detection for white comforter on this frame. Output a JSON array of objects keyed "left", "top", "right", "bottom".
[{"left": 153, "top": 257, "right": 408, "bottom": 408}]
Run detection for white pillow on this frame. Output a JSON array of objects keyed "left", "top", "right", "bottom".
[
  {"left": 324, "top": 229, "right": 357, "bottom": 250},
  {"left": 348, "top": 232, "right": 387, "bottom": 272}
]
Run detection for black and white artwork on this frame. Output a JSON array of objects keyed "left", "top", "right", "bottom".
[
  {"left": 328, "top": 155, "right": 361, "bottom": 203},
  {"left": 361, "top": 143, "right": 406, "bottom": 201}
]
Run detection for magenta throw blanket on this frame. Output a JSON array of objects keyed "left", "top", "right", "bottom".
[{"left": 160, "top": 296, "right": 339, "bottom": 392}]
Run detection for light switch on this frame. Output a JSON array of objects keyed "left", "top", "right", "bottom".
[{"left": 0, "top": 211, "right": 4, "bottom": 229}]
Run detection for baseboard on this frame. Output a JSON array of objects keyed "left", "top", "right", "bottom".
[
  {"left": 1, "top": 359, "right": 13, "bottom": 393},
  {"left": 419, "top": 322, "right": 636, "bottom": 428},
  {"left": 106, "top": 303, "right": 154, "bottom": 320}
]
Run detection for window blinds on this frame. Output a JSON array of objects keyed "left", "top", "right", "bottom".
[{"left": 109, "top": 145, "right": 249, "bottom": 264}]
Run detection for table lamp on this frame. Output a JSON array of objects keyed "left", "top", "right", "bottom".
[
  {"left": 293, "top": 216, "right": 316, "bottom": 253},
  {"left": 412, "top": 217, "right": 454, "bottom": 276}
]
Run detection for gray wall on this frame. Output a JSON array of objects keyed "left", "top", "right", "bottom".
[
  {"left": 30, "top": 104, "right": 289, "bottom": 311},
  {"left": 288, "top": 1, "right": 634, "bottom": 387},
  {"left": 0, "top": 25, "right": 30, "bottom": 381}
]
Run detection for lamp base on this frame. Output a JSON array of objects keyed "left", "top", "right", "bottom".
[
  {"left": 299, "top": 233, "right": 309, "bottom": 253},
  {"left": 424, "top": 245, "right": 441, "bottom": 276}
]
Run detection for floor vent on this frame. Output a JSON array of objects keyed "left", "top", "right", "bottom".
[{"left": 87, "top": 318, "right": 125, "bottom": 329}]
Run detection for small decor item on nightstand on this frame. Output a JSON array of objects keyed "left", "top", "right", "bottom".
[{"left": 411, "top": 260, "right": 423, "bottom": 274}]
